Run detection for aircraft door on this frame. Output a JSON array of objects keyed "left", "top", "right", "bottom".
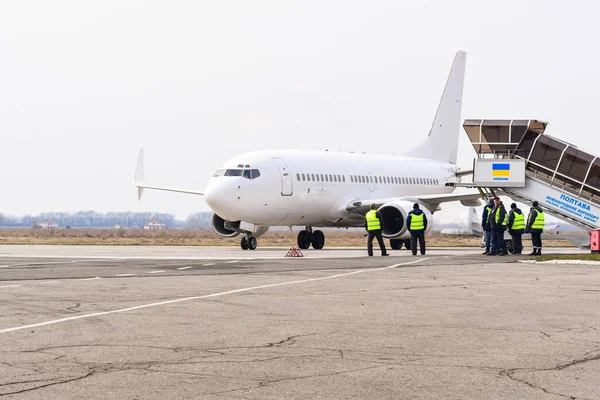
[
  {"left": 272, "top": 157, "right": 293, "bottom": 196},
  {"left": 368, "top": 172, "right": 375, "bottom": 192}
]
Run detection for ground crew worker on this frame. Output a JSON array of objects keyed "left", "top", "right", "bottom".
[
  {"left": 365, "top": 203, "right": 389, "bottom": 257},
  {"left": 526, "top": 200, "right": 545, "bottom": 255},
  {"left": 481, "top": 197, "right": 495, "bottom": 255},
  {"left": 507, "top": 203, "right": 525, "bottom": 254},
  {"left": 406, "top": 203, "right": 428, "bottom": 255},
  {"left": 488, "top": 197, "right": 508, "bottom": 256}
]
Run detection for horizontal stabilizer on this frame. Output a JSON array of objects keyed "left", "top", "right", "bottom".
[{"left": 134, "top": 147, "right": 204, "bottom": 200}]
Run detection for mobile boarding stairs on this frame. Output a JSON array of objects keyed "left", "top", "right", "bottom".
[{"left": 450, "top": 119, "right": 600, "bottom": 249}]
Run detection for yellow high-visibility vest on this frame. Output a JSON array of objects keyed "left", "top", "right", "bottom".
[
  {"left": 511, "top": 211, "right": 525, "bottom": 230},
  {"left": 531, "top": 209, "right": 545, "bottom": 230},
  {"left": 485, "top": 206, "right": 493, "bottom": 223},
  {"left": 409, "top": 213, "right": 425, "bottom": 230},
  {"left": 495, "top": 208, "right": 507, "bottom": 226},
  {"left": 366, "top": 210, "right": 381, "bottom": 231}
]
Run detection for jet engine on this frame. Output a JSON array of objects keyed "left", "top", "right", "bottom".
[
  {"left": 377, "top": 201, "right": 433, "bottom": 239},
  {"left": 211, "top": 214, "right": 270, "bottom": 238},
  {"left": 211, "top": 214, "right": 241, "bottom": 238}
]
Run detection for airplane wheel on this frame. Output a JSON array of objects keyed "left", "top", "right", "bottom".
[
  {"left": 240, "top": 237, "right": 249, "bottom": 250},
  {"left": 403, "top": 240, "right": 411, "bottom": 250},
  {"left": 390, "top": 239, "right": 402, "bottom": 250},
  {"left": 311, "top": 230, "right": 325, "bottom": 249},
  {"left": 505, "top": 240, "right": 514, "bottom": 254},
  {"left": 248, "top": 236, "right": 257, "bottom": 250},
  {"left": 297, "top": 230, "right": 311, "bottom": 249}
]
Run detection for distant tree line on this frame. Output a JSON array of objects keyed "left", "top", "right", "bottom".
[
  {"left": 0, "top": 211, "right": 217, "bottom": 229},
  {"left": 0, "top": 211, "right": 179, "bottom": 228}
]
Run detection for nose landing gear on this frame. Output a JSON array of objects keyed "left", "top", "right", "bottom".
[{"left": 240, "top": 236, "right": 257, "bottom": 250}]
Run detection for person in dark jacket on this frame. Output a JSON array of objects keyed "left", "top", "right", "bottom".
[
  {"left": 481, "top": 197, "right": 495, "bottom": 255},
  {"left": 488, "top": 197, "right": 508, "bottom": 256},
  {"left": 365, "top": 203, "right": 389, "bottom": 256},
  {"left": 507, "top": 203, "right": 525, "bottom": 254},
  {"left": 406, "top": 203, "right": 428, "bottom": 255},
  {"left": 526, "top": 201, "right": 545, "bottom": 255}
]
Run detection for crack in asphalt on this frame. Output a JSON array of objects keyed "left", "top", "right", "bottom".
[
  {"left": 499, "top": 352, "right": 600, "bottom": 400},
  {"left": 0, "top": 372, "right": 94, "bottom": 397}
]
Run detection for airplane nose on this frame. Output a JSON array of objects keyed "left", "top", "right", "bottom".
[{"left": 204, "top": 179, "right": 233, "bottom": 217}]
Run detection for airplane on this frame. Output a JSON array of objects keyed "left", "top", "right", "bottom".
[
  {"left": 439, "top": 207, "right": 483, "bottom": 236},
  {"left": 134, "top": 50, "right": 482, "bottom": 250}
]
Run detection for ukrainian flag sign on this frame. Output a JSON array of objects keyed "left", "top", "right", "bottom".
[{"left": 492, "top": 163, "right": 510, "bottom": 180}]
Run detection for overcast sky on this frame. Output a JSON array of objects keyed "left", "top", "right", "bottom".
[{"left": 1, "top": 1, "right": 598, "bottom": 220}]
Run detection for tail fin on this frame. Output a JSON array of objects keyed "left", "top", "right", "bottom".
[{"left": 406, "top": 51, "right": 467, "bottom": 164}]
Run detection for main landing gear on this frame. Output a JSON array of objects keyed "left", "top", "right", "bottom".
[
  {"left": 240, "top": 235, "right": 257, "bottom": 250},
  {"left": 390, "top": 239, "right": 411, "bottom": 250},
  {"left": 297, "top": 227, "right": 325, "bottom": 250}
]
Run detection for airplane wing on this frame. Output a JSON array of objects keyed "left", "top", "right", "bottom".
[
  {"left": 134, "top": 147, "right": 204, "bottom": 200},
  {"left": 345, "top": 192, "right": 482, "bottom": 215}
]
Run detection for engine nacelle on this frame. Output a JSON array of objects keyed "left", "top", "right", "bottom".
[
  {"left": 211, "top": 214, "right": 270, "bottom": 238},
  {"left": 211, "top": 214, "right": 241, "bottom": 238},
  {"left": 378, "top": 201, "right": 433, "bottom": 239}
]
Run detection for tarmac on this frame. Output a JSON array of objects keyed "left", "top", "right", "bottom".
[{"left": 1, "top": 245, "right": 599, "bottom": 399}]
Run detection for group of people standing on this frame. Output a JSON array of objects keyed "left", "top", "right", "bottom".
[
  {"left": 365, "top": 197, "right": 546, "bottom": 257},
  {"left": 482, "top": 197, "right": 545, "bottom": 256},
  {"left": 365, "top": 202, "right": 427, "bottom": 256}
]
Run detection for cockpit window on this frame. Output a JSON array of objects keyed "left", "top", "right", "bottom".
[
  {"left": 213, "top": 169, "right": 225, "bottom": 177},
  {"left": 223, "top": 168, "right": 261, "bottom": 179},
  {"left": 224, "top": 169, "right": 243, "bottom": 176}
]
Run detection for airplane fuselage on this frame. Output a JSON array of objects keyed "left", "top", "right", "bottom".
[{"left": 204, "top": 149, "right": 459, "bottom": 227}]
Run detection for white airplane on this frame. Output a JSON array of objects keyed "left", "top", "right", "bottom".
[
  {"left": 134, "top": 50, "right": 481, "bottom": 250},
  {"left": 440, "top": 207, "right": 483, "bottom": 236}
]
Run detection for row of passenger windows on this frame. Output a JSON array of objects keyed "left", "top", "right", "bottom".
[
  {"left": 296, "top": 173, "right": 439, "bottom": 186},
  {"left": 351, "top": 175, "right": 440, "bottom": 186},
  {"left": 297, "top": 173, "right": 346, "bottom": 183}
]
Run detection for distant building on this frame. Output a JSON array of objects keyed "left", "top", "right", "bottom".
[
  {"left": 114, "top": 224, "right": 123, "bottom": 230},
  {"left": 143, "top": 221, "right": 167, "bottom": 230},
  {"left": 32, "top": 221, "right": 59, "bottom": 229}
]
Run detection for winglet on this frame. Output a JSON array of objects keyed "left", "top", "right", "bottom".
[{"left": 134, "top": 147, "right": 145, "bottom": 200}]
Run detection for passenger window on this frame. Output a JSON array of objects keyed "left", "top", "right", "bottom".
[
  {"left": 302, "top": 173, "right": 306, "bottom": 181},
  {"left": 296, "top": 173, "right": 300, "bottom": 181},
  {"left": 342, "top": 175, "right": 345, "bottom": 182},
  {"left": 307, "top": 174, "right": 311, "bottom": 181},
  {"left": 311, "top": 174, "right": 315, "bottom": 181},
  {"left": 334, "top": 175, "right": 338, "bottom": 182},
  {"left": 329, "top": 174, "right": 333, "bottom": 182},
  {"left": 320, "top": 174, "right": 324, "bottom": 181}
]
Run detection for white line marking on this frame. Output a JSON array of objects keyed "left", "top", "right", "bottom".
[
  {"left": 42, "top": 281, "right": 58, "bottom": 284},
  {"left": 177, "top": 267, "right": 192, "bottom": 270},
  {"left": 148, "top": 270, "right": 165, "bottom": 274},
  {"left": 224, "top": 260, "right": 238, "bottom": 264},
  {"left": 80, "top": 277, "right": 101, "bottom": 281},
  {"left": 116, "top": 274, "right": 135, "bottom": 277},
  {"left": 0, "top": 285, "right": 22, "bottom": 289},
  {"left": 0, "top": 259, "right": 427, "bottom": 334},
  {"left": 0, "top": 265, "right": 9, "bottom": 268},
  {"left": 202, "top": 263, "right": 216, "bottom": 266}
]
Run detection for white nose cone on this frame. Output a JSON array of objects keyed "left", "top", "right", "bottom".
[{"left": 204, "top": 179, "right": 233, "bottom": 219}]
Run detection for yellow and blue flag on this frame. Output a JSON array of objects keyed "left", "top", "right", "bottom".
[{"left": 492, "top": 163, "right": 510, "bottom": 177}]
